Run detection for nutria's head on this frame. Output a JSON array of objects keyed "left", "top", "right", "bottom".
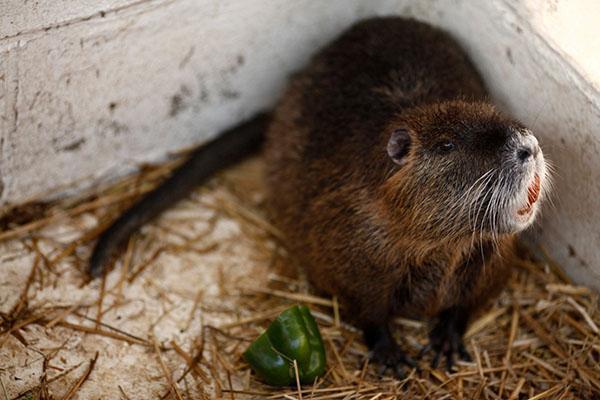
[{"left": 383, "top": 100, "right": 550, "bottom": 241}]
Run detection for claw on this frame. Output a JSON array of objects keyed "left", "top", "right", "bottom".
[
  {"left": 431, "top": 350, "right": 442, "bottom": 369},
  {"left": 394, "top": 364, "right": 407, "bottom": 380},
  {"left": 418, "top": 343, "right": 431, "bottom": 359},
  {"left": 421, "top": 307, "right": 471, "bottom": 370},
  {"left": 403, "top": 354, "right": 418, "bottom": 369},
  {"left": 445, "top": 348, "right": 454, "bottom": 372},
  {"left": 458, "top": 342, "right": 472, "bottom": 362}
]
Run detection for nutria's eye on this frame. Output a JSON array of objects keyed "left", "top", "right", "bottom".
[{"left": 437, "top": 141, "right": 455, "bottom": 153}]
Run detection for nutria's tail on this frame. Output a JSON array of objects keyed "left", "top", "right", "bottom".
[{"left": 89, "top": 113, "right": 270, "bottom": 278}]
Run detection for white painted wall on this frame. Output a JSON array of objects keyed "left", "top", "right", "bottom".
[{"left": 1, "top": 0, "right": 599, "bottom": 288}]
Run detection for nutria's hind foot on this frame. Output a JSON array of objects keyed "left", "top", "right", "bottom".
[
  {"left": 420, "top": 307, "right": 472, "bottom": 371},
  {"left": 363, "top": 324, "right": 417, "bottom": 379}
]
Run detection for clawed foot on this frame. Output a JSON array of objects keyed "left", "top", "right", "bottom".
[
  {"left": 419, "top": 308, "right": 472, "bottom": 371},
  {"left": 363, "top": 324, "right": 416, "bottom": 379},
  {"left": 369, "top": 340, "right": 417, "bottom": 379}
]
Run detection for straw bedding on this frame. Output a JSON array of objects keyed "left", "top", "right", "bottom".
[{"left": 0, "top": 155, "right": 599, "bottom": 399}]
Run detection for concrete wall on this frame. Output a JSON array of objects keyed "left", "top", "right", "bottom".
[
  {"left": 1, "top": 0, "right": 599, "bottom": 288},
  {"left": 0, "top": 0, "right": 401, "bottom": 204}
]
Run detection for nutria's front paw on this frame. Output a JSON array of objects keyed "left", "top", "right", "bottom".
[
  {"left": 369, "top": 341, "right": 417, "bottom": 379},
  {"left": 420, "top": 321, "right": 471, "bottom": 371}
]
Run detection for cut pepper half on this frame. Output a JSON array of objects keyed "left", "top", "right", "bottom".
[{"left": 243, "top": 305, "right": 326, "bottom": 386}]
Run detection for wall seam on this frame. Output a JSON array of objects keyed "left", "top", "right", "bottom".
[{"left": 0, "top": 0, "right": 172, "bottom": 43}]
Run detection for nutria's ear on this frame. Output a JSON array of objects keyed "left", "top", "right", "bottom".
[{"left": 387, "top": 128, "right": 412, "bottom": 165}]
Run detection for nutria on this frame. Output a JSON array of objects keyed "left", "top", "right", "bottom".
[{"left": 89, "top": 17, "right": 549, "bottom": 373}]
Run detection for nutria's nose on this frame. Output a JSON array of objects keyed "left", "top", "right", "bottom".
[
  {"left": 517, "top": 146, "right": 533, "bottom": 161},
  {"left": 516, "top": 134, "right": 539, "bottom": 163}
]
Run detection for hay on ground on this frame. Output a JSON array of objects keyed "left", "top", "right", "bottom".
[{"left": 0, "top": 155, "right": 598, "bottom": 399}]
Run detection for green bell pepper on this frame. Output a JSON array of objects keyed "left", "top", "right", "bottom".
[{"left": 243, "top": 305, "right": 327, "bottom": 386}]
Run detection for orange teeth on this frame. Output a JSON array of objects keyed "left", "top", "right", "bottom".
[
  {"left": 517, "top": 174, "right": 540, "bottom": 216},
  {"left": 528, "top": 173, "right": 541, "bottom": 205}
]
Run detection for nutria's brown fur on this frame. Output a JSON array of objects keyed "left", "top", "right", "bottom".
[{"left": 264, "top": 17, "right": 547, "bottom": 371}]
